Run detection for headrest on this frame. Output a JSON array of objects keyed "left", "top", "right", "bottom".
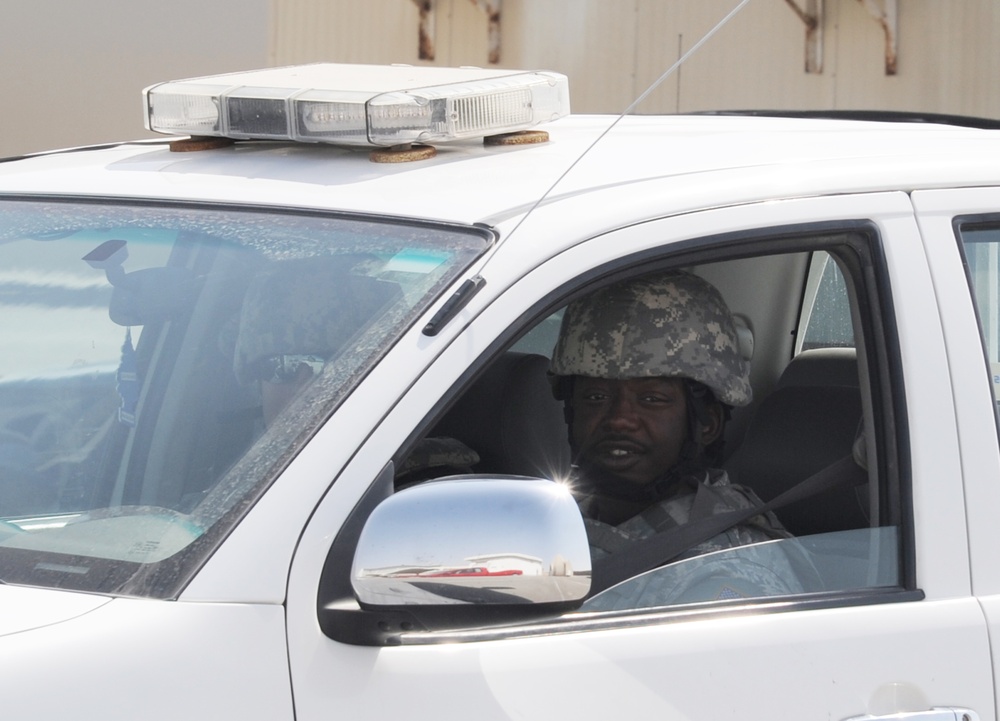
[
  {"left": 727, "top": 346, "right": 867, "bottom": 535},
  {"left": 778, "top": 347, "right": 859, "bottom": 389},
  {"left": 432, "top": 352, "right": 572, "bottom": 480}
]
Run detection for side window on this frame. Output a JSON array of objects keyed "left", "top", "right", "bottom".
[
  {"left": 390, "top": 233, "right": 903, "bottom": 620},
  {"left": 510, "top": 308, "right": 563, "bottom": 357},
  {"left": 797, "top": 251, "right": 855, "bottom": 353},
  {"left": 958, "top": 224, "right": 1000, "bottom": 403}
]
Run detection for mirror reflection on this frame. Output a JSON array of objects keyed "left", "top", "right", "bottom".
[{"left": 352, "top": 477, "right": 591, "bottom": 606}]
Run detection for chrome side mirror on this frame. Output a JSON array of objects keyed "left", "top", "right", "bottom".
[
  {"left": 350, "top": 476, "right": 590, "bottom": 623},
  {"left": 320, "top": 474, "right": 591, "bottom": 645}
]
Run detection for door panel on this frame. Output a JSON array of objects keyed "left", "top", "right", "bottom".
[
  {"left": 914, "top": 188, "right": 1000, "bottom": 721},
  {"left": 307, "top": 601, "right": 991, "bottom": 720},
  {"left": 288, "top": 193, "right": 992, "bottom": 721}
]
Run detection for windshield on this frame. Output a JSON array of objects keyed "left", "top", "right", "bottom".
[{"left": 0, "top": 198, "right": 489, "bottom": 597}]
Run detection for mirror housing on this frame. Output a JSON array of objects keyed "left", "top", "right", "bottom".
[{"left": 321, "top": 476, "right": 591, "bottom": 645}]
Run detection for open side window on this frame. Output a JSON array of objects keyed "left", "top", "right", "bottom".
[{"left": 320, "top": 224, "right": 912, "bottom": 644}]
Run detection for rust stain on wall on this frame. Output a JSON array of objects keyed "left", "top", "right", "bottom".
[
  {"left": 413, "top": 0, "right": 435, "bottom": 60},
  {"left": 470, "top": 0, "right": 501, "bottom": 64}
]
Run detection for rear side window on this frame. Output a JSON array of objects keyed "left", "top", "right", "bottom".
[{"left": 957, "top": 224, "right": 1000, "bottom": 403}]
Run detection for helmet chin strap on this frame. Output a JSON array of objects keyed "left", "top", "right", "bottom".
[
  {"left": 680, "top": 379, "right": 711, "bottom": 460},
  {"left": 557, "top": 375, "right": 576, "bottom": 450},
  {"left": 652, "top": 381, "right": 726, "bottom": 499}
]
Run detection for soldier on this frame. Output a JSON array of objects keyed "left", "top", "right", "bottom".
[
  {"left": 550, "top": 270, "right": 812, "bottom": 607},
  {"left": 234, "top": 256, "right": 479, "bottom": 478},
  {"left": 234, "top": 256, "right": 416, "bottom": 427},
  {"left": 234, "top": 257, "right": 375, "bottom": 427}
]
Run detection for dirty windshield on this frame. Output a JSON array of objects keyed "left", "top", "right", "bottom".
[{"left": 0, "top": 198, "right": 488, "bottom": 597}]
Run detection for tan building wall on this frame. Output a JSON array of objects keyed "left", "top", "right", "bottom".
[
  {"left": 5, "top": 1, "right": 998, "bottom": 157},
  {"left": 272, "top": 0, "right": 1000, "bottom": 118},
  {"left": 2, "top": 0, "right": 270, "bottom": 157}
]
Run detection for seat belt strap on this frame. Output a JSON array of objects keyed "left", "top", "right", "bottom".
[{"left": 589, "top": 454, "right": 861, "bottom": 595}]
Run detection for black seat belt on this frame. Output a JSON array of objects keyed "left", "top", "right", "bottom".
[{"left": 588, "top": 454, "right": 862, "bottom": 595}]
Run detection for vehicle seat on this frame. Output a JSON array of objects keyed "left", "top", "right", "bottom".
[
  {"left": 429, "top": 352, "right": 572, "bottom": 480},
  {"left": 726, "top": 347, "right": 869, "bottom": 536}
]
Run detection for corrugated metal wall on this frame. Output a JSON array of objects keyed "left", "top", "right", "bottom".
[
  {"left": 271, "top": 0, "right": 1000, "bottom": 117},
  {"left": 4, "top": 1, "right": 997, "bottom": 157}
]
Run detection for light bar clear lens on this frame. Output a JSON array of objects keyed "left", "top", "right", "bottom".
[
  {"left": 145, "top": 82, "right": 225, "bottom": 135},
  {"left": 294, "top": 90, "right": 375, "bottom": 142},
  {"left": 144, "top": 64, "right": 570, "bottom": 146}
]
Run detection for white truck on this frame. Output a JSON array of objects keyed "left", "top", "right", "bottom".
[{"left": 1, "top": 63, "right": 998, "bottom": 721}]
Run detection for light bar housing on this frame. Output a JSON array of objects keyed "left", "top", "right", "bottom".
[{"left": 143, "top": 64, "right": 570, "bottom": 147}]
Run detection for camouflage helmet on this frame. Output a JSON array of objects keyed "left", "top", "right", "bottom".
[{"left": 549, "top": 270, "right": 752, "bottom": 407}]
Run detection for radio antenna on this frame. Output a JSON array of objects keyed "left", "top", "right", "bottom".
[
  {"left": 499, "top": 0, "right": 753, "bottom": 241},
  {"left": 428, "top": 0, "right": 753, "bottom": 335}
]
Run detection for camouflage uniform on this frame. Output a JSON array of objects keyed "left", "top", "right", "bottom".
[
  {"left": 579, "top": 468, "right": 789, "bottom": 560},
  {"left": 550, "top": 270, "right": 816, "bottom": 606},
  {"left": 397, "top": 437, "right": 481, "bottom": 486},
  {"left": 579, "top": 468, "right": 816, "bottom": 609}
]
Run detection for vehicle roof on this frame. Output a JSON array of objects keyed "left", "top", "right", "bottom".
[{"left": 2, "top": 114, "right": 999, "bottom": 227}]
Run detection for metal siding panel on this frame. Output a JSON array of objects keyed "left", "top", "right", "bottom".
[
  {"left": 272, "top": 0, "right": 422, "bottom": 65},
  {"left": 270, "top": 0, "right": 1000, "bottom": 118}
]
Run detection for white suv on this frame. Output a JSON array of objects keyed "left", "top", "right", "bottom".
[{"left": 1, "top": 64, "right": 998, "bottom": 721}]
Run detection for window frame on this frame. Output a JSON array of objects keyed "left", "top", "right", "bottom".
[
  {"left": 954, "top": 213, "right": 1000, "bottom": 441},
  {"left": 796, "top": 251, "right": 858, "bottom": 354},
  {"left": 317, "top": 217, "right": 917, "bottom": 644}
]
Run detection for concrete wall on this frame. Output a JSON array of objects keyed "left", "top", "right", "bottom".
[{"left": 2, "top": 0, "right": 270, "bottom": 157}]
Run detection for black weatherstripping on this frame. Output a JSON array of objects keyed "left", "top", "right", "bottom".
[
  {"left": 696, "top": 109, "right": 1000, "bottom": 131},
  {"left": 422, "top": 275, "right": 486, "bottom": 336}
]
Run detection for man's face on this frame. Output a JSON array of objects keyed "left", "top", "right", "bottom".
[{"left": 570, "top": 376, "right": 690, "bottom": 487}]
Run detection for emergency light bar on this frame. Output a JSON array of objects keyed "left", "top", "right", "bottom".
[{"left": 143, "top": 64, "right": 570, "bottom": 147}]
